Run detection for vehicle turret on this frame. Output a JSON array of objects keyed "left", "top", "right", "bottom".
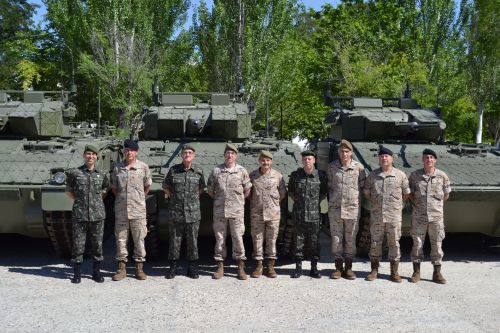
[
  {"left": 324, "top": 96, "right": 446, "bottom": 143},
  {"left": 0, "top": 90, "right": 77, "bottom": 138},
  {"left": 141, "top": 90, "right": 254, "bottom": 141}
]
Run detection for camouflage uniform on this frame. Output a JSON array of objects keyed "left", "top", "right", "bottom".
[
  {"left": 66, "top": 165, "right": 109, "bottom": 263},
  {"left": 111, "top": 159, "right": 152, "bottom": 262},
  {"left": 327, "top": 159, "right": 365, "bottom": 259},
  {"left": 162, "top": 163, "right": 206, "bottom": 261},
  {"left": 364, "top": 167, "right": 410, "bottom": 262},
  {"left": 207, "top": 164, "right": 252, "bottom": 261},
  {"left": 249, "top": 168, "right": 286, "bottom": 260},
  {"left": 409, "top": 168, "right": 451, "bottom": 265},
  {"left": 288, "top": 168, "right": 328, "bottom": 260}
]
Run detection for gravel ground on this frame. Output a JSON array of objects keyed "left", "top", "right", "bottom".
[{"left": 0, "top": 233, "right": 499, "bottom": 333}]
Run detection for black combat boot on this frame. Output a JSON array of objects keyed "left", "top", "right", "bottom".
[
  {"left": 166, "top": 260, "right": 177, "bottom": 279},
  {"left": 309, "top": 260, "right": 321, "bottom": 279},
  {"left": 187, "top": 261, "right": 199, "bottom": 279},
  {"left": 291, "top": 260, "right": 302, "bottom": 278},
  {"left": 71, "top": 263, "right": 81, "bottom": 284},
  {"left": 92, "top": 261, "right": 104, "bottom": 283}
]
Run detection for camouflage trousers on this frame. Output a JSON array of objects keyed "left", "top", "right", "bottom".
[
  {"left": 115, "top": 217, "right": 147, "bottom": 262},
  {"left": 411, "top": 218, "right": 445, "bottom": 265},
  {"left": 213, "top": 217, "right": 246, "bottom": 261},
  {"left": 71, "top": 220, "right": 104, "bottom": 263},
  {"left": 294, "top": 220, "right": 321, "bottom": 261},
  {"left": 168, "top": 220, "right": 200, "bottom": 261},
  {"left": 250, "top": 217, "right": 279, "bottom": 260},
  {"left": 329, "top": 216, "right": 358, "bottom": 260},
  {"left": 369, "top": 220, "right": 402, "bottom": 262}
]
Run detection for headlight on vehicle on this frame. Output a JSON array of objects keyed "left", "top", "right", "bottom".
[{"left": 53, "top": 172, "right": 67, "bottom": 185}]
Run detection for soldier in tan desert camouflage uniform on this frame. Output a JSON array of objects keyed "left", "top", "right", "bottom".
[
  {"left": 363, "top": 146, "right": 410, "bottom": 283},
  {"left": 249, "top": 150, "right": 286, "bottom": 278},
  {"left": 111, "top": 139, "right": 152, "bottom": 281},
  {"left": 208, "top": 143, "right": 252, "bottom": 280},
  {"left": 327, "top": 139, "right": 365, "bottom": 280},
  {"left": 409, "top": 148, "right": 451, "bottom": 284}
]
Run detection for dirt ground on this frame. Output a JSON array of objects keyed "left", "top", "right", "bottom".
[{"left": 0, "top": 233, "right": 499, "bottom": 333}]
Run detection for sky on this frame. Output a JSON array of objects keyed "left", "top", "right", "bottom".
[{"left": 31, "top": 1, "right": 338, "bottom": 27}]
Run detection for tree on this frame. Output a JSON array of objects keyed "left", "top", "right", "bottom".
[
  {"left": 46, "top": 0, "right": 190, "bottom": 127},
  {"left": 460, "top": 0, "right": 499, "bottom": 143}
]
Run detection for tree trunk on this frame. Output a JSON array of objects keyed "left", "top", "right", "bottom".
[{"left": 475, "top": 100, "right": 483, "bottom": 143}]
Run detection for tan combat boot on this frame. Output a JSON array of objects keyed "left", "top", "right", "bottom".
[
  {"left": 344, "top": 258, "right": 356, "bottom": 280},
  {"left": 251, "top": 260, "right": 263, "bottom": 278},
  {"left": 267, "top": 259, "right": 277, "bottom": 278},
  {"left": 135, "top": 262, "right": 147, "bottom": 280},
  {"left": 409, "top": 262, "right": 421, "bottom": 283},
  {"left": 212, "top": 261, "right": 224, "bottom": 279},
  {"left": 112, "top": 261, "right": 126, "bottom": 281},
  {"left": 237, "top": 260, "right": 248, "bottom": 280},
  {"left": 365, "top": 261, "right": 379, "bottom": 281},
  {"left": 330, "top": 258, "right": 343, "bottom": 279},
  {"left": 432, "top": 265, "right": 447, "bottom": 284},
  {"left": 390, "top": 260, "right": 402, "bottom": 283}
]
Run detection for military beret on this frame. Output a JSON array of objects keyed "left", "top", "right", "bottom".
[
  {"left": 423, "top": 148, "right": 437, "bottom": 159},
  {"left": 301, "top": 150, "right": 316, "bottom": 158},
  {"left": 259, "top": 150, "right": 273, "bottom": 159},
  {"left": 124, "top": 139, "right": 139, "bottom": 151},
  {"left": 339, "top": 139, "right": 353, "bottom": 151},
  {"left": 182, "top": 144, "right": 196, "bottom": 152},
  {"left": 84, "top": 144, "right": 99, "bottom": 154},
  {"left": 224, "top": 143, "right": 238, "bottom": 154},
  {"left": 378, "top": 146, "right": 393, "bottom": 156}
]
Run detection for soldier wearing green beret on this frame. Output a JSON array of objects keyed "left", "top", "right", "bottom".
[
  {"left": 288, "top": 150, "right": 328, "bottom": 278},
  {"left": 208, "top": 143, "right": 252, "bottom": 280},
  {"left": 249, "top": 150, "right": 287, "bottom": 278},
  {"left": 328, "top": 139, "right": 365, "bottom": 280},
  {"left": 162, "top": 144, "right": 206, "bottom": 279},
  {"left": 65, "top": 145, "right": 109, "bottom": 284}
]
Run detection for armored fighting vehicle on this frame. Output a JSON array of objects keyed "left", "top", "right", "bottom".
[
  {"left": 135, "top": 86, "right": 303, "bottom": 257},
  {"left": 0, "top": 89, "right": 121, "bottom": 257},
  {"left": 315, "top": 89, "right": 500, "bottom": 255}
]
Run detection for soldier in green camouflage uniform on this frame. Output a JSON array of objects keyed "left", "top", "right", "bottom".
[
  {"left": 162, "top": 144, "right": 206, "bottom": 279},
  {"left": 288, "top": 151, "right": 328, "bottom": 279},
  {"left": 65, "top": 144, "right": 109, "bottom": 284}
]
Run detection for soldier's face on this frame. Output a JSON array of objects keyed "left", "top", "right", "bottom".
[
  {"left": 302, "top": 156, "right": 315, "bottom": 169},
  {"left": 338, "top": 148, "right": 352, "bottom": 164},
  {"left": 259, "top": 157, "right": 272, "bottom": 172},
  {"left": 124, "top": 148, "right": 138, "bottom": 164},
  {"left": 83, "top": 151, "right": 97, "bottom": 166},
  {"left": 181, "top": 149, "right": 195, "bottom": 163},
  {"left": 378, "top": 154, "right": 393, "bottom": 167},
  {"left": 422, "top": 154, "right": 436, "bottom": 168},
  {"left": 224, "top": 150, "right": 237, "bottom": 164}
]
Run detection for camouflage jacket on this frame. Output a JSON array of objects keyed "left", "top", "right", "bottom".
[
  {"left": 66, "top": 165, "right": 109, "bottom": 222},
  {"left": 288, "top": 168, "right": 328, "bottom": 223},
  {"left": 111, "top": 159, "right": 152, "bottom": 220},
  {"left": 162, "top": 163, "right": 206, "bottom": 223},
  {"left": 409, "top": 168, "right": 451, "bottom": 223},
  {"left": 364, "top": 167, "right": 410, "bottom": 223},
  {"left": 207, "top": 163, "right": 252, "bottom": 219},
  {"left": 249, "top": 168, "right": 287, "bottom": 221},
  {"left": 327, "top": 159, "right": 366, "bottom": 220}
]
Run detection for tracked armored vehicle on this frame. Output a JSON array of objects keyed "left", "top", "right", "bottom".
[
  {"left": 136, "top": 87, "right": 303, "bottom": 258},
  {"left": 315, "top": 91, "right": 500, "bottom": 255},
  {"left": 0, "top": 90, "right": 121, "bottom": 257}
]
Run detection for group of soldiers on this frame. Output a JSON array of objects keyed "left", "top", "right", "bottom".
[{"left": 66, "top": 138, "right": 450, "bottom": 284}]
